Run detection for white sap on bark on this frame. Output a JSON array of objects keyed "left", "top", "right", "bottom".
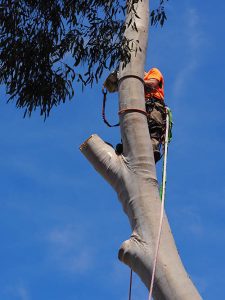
[{"left": 80, "top": 1, "right": 202, "bottom": 299}]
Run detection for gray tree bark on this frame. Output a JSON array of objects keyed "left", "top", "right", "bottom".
[{"left": 80, "top": 1, "right": 202, "bottom": 299}]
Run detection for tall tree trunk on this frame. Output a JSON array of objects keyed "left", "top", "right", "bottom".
[{"left": 80, "top": 1, "right": 202, "bottom": 299}]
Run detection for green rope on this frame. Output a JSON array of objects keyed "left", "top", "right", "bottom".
[
  {"left": 159, "top": 106, "right": 173, "bottom": 200},
  {"left": 167, "top": 107, "right": 173, "bottom": 143}
]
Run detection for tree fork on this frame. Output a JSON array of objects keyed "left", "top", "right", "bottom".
[{"left": 80, "top": 0, "right": 202, "bottom": 299}]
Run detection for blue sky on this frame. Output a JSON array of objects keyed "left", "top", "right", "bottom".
[{"left": 0, "top": 0, "right": 225, "bottom": 299}]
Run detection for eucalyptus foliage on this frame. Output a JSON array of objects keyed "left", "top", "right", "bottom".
[{"left": 0, "top": 0, "right": 168, "bottom": 117}]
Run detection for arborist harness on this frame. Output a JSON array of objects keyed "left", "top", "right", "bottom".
[{"left": 102, "top": 71, "right": 173, "bottom": 300}]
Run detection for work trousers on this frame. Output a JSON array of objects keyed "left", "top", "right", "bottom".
[{"left": 145, "top": 98, "right": 166, "bottom": 153}]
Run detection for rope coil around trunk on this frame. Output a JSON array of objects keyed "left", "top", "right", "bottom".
[
  {"left": 118, "top": 75, "right": 145, "bottom": 87},
  {"left": 118, "top": 108, "right": 147, "bottom": 116}
]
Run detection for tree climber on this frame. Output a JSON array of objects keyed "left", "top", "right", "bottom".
[
  {"left": 144, "top": 67, "right": 166, "bottom": 163},
  {"left": 115, "top": 68, "right": 166, "bottom": 163}
]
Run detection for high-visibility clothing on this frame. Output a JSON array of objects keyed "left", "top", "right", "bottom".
[{"left": 144, "top": 68, "right": 164, "bottom": 101}]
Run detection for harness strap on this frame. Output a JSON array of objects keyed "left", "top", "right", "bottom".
[
  {"left": 102, "top": 88, "right": 120, "bottom": 127},
  {"left": 146, "top": 98, "right": 166, "bottom": 113}
]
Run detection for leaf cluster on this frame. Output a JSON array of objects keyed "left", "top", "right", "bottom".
[
  {"left": 0, "top": 0, "right": 168, "bottom": 117},
  {"left": 150, "top": 0, "right": 168, "bottom": 27}
]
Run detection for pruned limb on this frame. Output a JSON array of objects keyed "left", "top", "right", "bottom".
[
  {"left": 80, "top": 134, "right": 122, "bottom": 189},
  {"left": 80, "top": 134, "right": 202, "bottom": 300}
]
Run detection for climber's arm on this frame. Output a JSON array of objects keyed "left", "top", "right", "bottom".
[{"left": 144, "top": 78, "right": 160, "bottom": 89}]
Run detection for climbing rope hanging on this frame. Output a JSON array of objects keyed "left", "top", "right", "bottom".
[
  {"left": 148, "top": 107, "right": 171, "bottom": 300},
  {"left": 126, "top": 107, "right": 172, "bottom": 300}
]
